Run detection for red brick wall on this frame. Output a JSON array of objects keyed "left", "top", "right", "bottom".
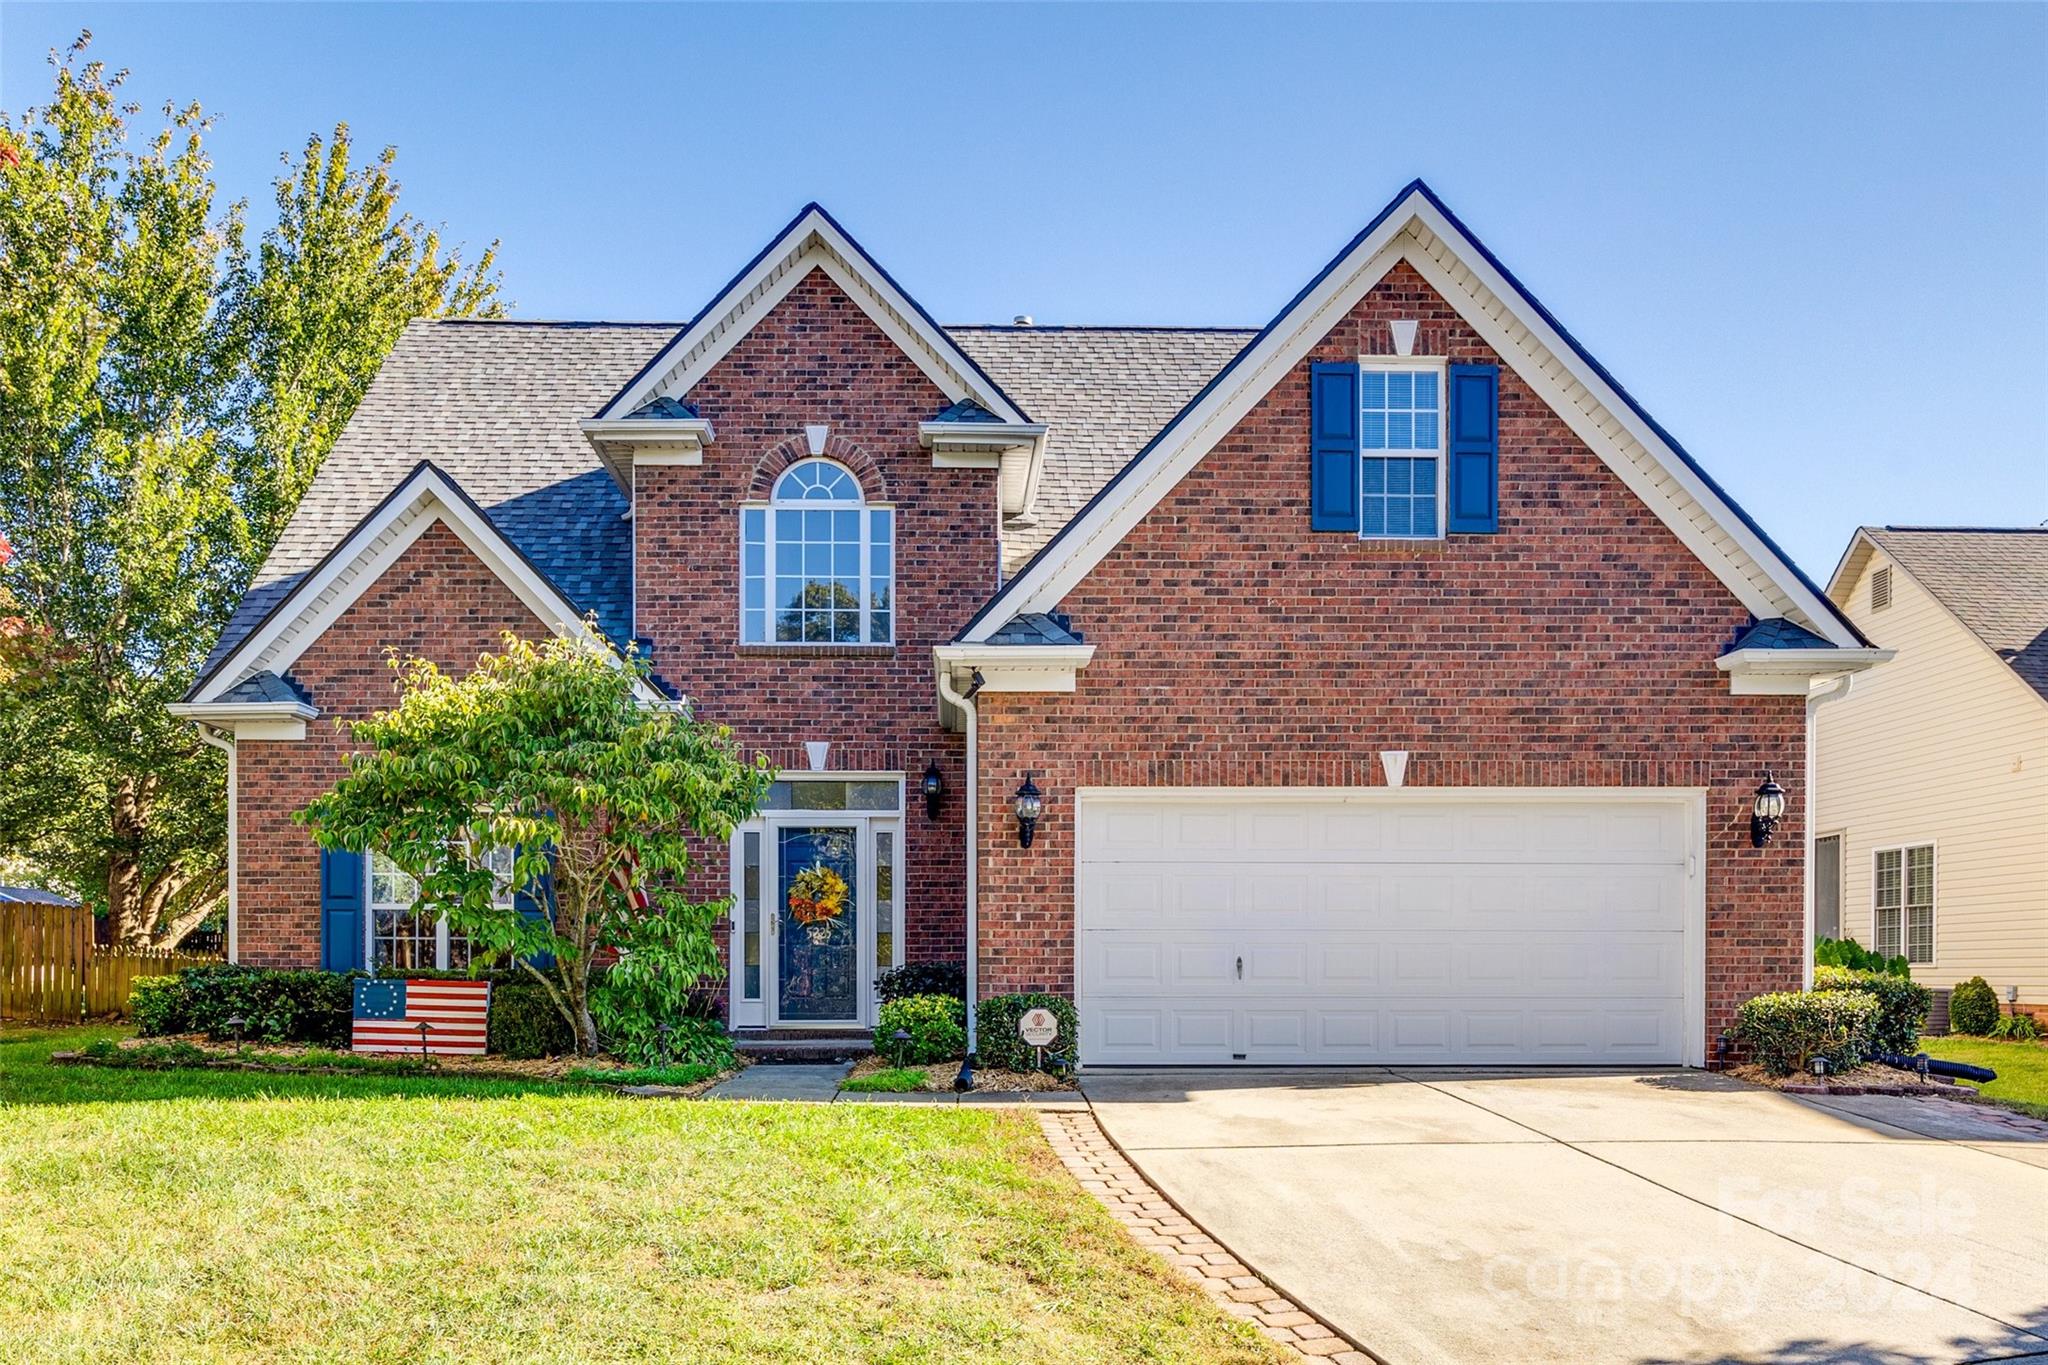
[
  {"left": 235, "top": 522, "right": 550, "bottom": 967},
  {"left": 632, "top": 269, "right": 988, "bottom": 964},
  {"left": 974, "top": 262, "right": 1807, "bottom": 1054}
]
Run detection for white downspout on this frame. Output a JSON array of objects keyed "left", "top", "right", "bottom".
[
  {"left": 1803, "top": 673, "right": 1857, "bottom": 990},
  {"left": 935, "top": 666, "right": 981, "bottom": 1056},
  {"left": 193, "top": 724, "right": 238, "bottom": 963}
]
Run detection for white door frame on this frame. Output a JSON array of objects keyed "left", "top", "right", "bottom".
[
  {"left": 1074, "top": 786, "right": 1710, "bottom": 1068},
  {"left": 730, "top": 775, "right": 905, "bottom": 1031}
]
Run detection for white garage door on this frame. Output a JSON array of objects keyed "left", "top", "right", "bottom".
[{"left": 1077, "top": 792, "right": 1699, "bottom": 1066}]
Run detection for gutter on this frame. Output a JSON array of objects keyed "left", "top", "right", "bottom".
[
  {"left": 190, "top": 723, "right": 239, "bottom": 964},
  {"left": 934, "top": 666, "right": 985, "bottom": 1067},
  {"left": 1803, "top": 674, "right": 1858, "bottom": 991}
]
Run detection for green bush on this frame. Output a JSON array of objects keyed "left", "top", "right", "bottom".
[
  {"left": 974, "top": 993, "right": 1079, "bottom": 1074},
  {"left": 1949, "top": 976, "right": 2000, "bottom": 1035},
  {"left": 1815, "top": 937, "right": 1910, "bottom": 979},
  {"left": 877, "top": 994, "right": 967, "bottom": 1065},
  {"left": 146, "top": 965, "right": 357, "bottom": 1046},
  {"left": 487, "top": 980, "right": 577, "bottom": 1059},
  {"left": 1989, "top": 1012, "right": 2042, "bottom": 1043},
  {"left": 876, "top": 963, "right": 966, "bottom": 1002},
  {"left": 127, "top": 975, "right": 188, "bottom": 1036},
  {"left": 1814, "top": 966, "right": 1931, "bottom": 1055},
  {"left": 1730, "top": 989, "right": 1879, "bottom": 1076}
]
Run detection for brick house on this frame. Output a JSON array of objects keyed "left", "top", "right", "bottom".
[{"left": 175, "top": 183, "right": 1887, "bottom": 1067}]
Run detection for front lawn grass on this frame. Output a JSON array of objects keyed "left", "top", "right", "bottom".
[
  {"left": 841, "top": 1065, "right": 931, "bottom": 1093},
  {"left": 0, "top": 1025, "right": 1276, "bottom": 1363},
  {"left": 1920, "top": 1034, "right": 2048, "bottom": 1119}
]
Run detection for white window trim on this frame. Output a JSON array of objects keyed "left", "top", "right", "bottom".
[
  {"left": 1812, "top": 830, "right": 1846, "bottom": 942},
  {"left": 1871, "top": 841, "right": 1937, "bottom": 967},
  {"left": 1356, "top": 356, "right": 1448, "bottom": 542},
  {"left": 364, "top": 847, "right": 515, "bottom": 972},
  {"left": 739, "top": 460, "right": 896, "bottom": 647}
]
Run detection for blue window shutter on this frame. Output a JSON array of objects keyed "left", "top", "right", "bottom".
[
  {"left": 319, "top": 848, "right": 366, "bottom": 972},
  {"left": 514, "top": 844, "right": 556, "bottom": 970},
  {"left": 1309, "top": 362, "right": 1360, "bottom": 532},
  {"left": 1447, "top": 363, "right": 1500, "bottom": 533}
]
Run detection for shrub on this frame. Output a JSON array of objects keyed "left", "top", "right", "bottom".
[
  {"left": 128, "top": 975, "right": 189, "bottom": 1036},
  {"left": 877, "top": 994, "right": 967, "bottom": 1064},
  {"left": 876, "top": 963, "right": 966, "bottom": 1002},
  {"left": 1729, "top": 990, "right": 1879, "bottom": 1076},
  {"left": 1949, "top": 976, "right": 2000, "bottom": 1035},
  {"left": 1989, "top": 1012, "right": 2042, "bottom": 1043},
  {"left": 488, "top": 980, "right": 577, "bottom": 1059},
  {"left": 1815, "top": 937, "right": 1910, "bottom": 979},
  {"left": 974, "top": 993, "right": 1079, "bottom": 1074},
  {"left": 1814, "top": 966, "right": 1931, "bottom": 1055},
  {"left": 158, "top": 965, "right": 357, "bottom": 1046}
]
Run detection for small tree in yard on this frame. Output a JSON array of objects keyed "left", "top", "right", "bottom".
[{"left": 298, "top": 631, "right": 771, "bottom": 1056}]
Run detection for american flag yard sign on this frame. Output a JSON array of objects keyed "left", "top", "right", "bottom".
[{"left": 352, "top": 978, "right": 491, "bottom": 1055}]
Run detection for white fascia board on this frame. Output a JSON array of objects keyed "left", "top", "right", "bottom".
[
  {"left": 918, "top": 421, "right": 1046, "bottom": 450},
  {"left": 1825, "top": 530, "right": 1878, "bottom": 604},
  {"left": 933, "top": 643, "right": 1096, "bottom": 690},
  {"left": 166, "top": 701, "right": 316, "bottom": 742},
  {"left": 580, "top": 417, "right": 715, "bottom": 447},
  {"left": 1716, "top": 646, "right": 1894, "bottom": 695},
  {"left": 600, "top": 210, "right": 1027, "bottom": 426},
  {"left": 964, "top": 188, "right": 1857, "bottom": 650},
  {"left": 192, "top": 465, "right": 665, "bottom": 708}
]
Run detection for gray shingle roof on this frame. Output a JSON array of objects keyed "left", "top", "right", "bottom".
[
  {"left": 1864, "top": 527, "right": 2048, "bottom": 703},
  {"left": 986, "top": 612, "right": 1084, "bottom": 646},
  {"left": 952, "top": 327, "right": 1255, "bottom": 569},
  {"left": 1723, "top": 618, "right": 1834, "bottom": 653},
  {"left": 202, "top": 319, "right": 674, "bottom": 680},
  {"left": 216, "top": 670, "right": 313, "bottom": 705},
  {"left": 0, "top": 885, "right": 79, "bottom": 906},
  {"left": 200, "top": 320, "right": 1251, "bottom": 683},
  {"left": 930, "top": 398, "right": 1003, "bottom": 424}
]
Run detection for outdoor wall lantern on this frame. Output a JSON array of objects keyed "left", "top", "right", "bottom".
[
  {"left": 1750, "top": 771, "right": 1788, "bottom": 848},
  {"left": 1013, "top": 773, "right": 1044, "bottom": 848},
  {"left": 921, "top": 761, "right": 945, "bottom": 821}
]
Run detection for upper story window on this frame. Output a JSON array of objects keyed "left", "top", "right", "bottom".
[
  {"left": 741, "top": 459, "right": 895, "bottom": 645},
  {"left": 1360, "top": 364, "right": 1443, "bottom": 539}
]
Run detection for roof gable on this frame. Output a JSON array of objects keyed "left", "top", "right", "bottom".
[
  {"left": 187, "top": 461, "right": 663, "bottom": 706},
  {"left": 959, "top": 180, "right": 1863, "bottom": 648},
  {"left": 599, "top": 204, "right": 1029, "bottom": 426},
  {"left": 1831, "top": 526, "right": 2048, "bottom": 705}
]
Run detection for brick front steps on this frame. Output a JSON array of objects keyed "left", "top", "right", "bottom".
[{"left": 1038, "top": 1110, "right": 1375, "bottom": 1363}]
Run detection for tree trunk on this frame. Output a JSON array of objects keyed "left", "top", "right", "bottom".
[{"left": 107, "top": 775, "right": 148, "bottom": 947}]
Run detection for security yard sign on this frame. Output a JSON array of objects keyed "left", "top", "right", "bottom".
[{"left": 1018, "top": 1007, "right": 1059, "bottom": 1048}]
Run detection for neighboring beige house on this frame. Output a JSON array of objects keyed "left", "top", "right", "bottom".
[{"left": 1817, "top": 527, "right": 2048, "bottom": 1021}]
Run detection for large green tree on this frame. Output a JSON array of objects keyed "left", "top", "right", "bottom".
[
  {"left": 300, "top": 633, "right": 772, "bottom": 1056},
  {"left": 0, "top": 34, "right": 502, "bottom": 945}
]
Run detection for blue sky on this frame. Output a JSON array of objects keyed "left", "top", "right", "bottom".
[{"left": 3, "top": 2, "right": 2043, "bottom": 579}]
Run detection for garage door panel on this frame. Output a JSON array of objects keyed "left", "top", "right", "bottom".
[{"left": 1078, "top": 793, "right": 1696, "bottom": 1066}]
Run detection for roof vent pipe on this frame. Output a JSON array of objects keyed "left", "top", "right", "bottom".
[{"left": 1012, "top": 314, "right": 1033, "bottom": 327}]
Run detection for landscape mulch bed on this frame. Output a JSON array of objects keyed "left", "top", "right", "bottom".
[
  {"left": 50, "top": 1033, "right": 744, "bottom": 1093},
  {"left": 1728, "top": 1060, "right": 1989, "bottom": 1100},
  {"left": 847, "top": 1054, "right": 1077, "bottom": 1092}
]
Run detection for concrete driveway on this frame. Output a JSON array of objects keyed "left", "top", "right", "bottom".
[{"left": 1080, "top": 1069, "right": 2048, "bottom": 1364}]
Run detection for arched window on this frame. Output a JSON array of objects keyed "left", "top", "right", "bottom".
[{"left": 741, "top": 459, "right": 894, "bottom": 644}]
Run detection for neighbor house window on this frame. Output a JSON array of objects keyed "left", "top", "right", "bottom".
[
  {"left": 740, "top": 459, "right": 894, "bottom": 644},
  {"left": 1873, "top": 844, "right": 1934, "bottom": 965},
  {"left": 367, "top": 846, "right": 514, "bottom": 971},
  {"left": 1359, "top": 364, "right": 1443, "bottom": 539}
]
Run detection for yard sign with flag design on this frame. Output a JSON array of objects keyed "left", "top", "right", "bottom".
[{"left": 352, "top": 978, "right": 491, "bottom": 1055}]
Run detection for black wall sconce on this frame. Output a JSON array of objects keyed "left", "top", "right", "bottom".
[
  {"left": 921, "top": 761, "right": 944, "bottom": 821},
  {"left": 1013, "top": 773, "right": 1044, "bottom": 848},
  {"left": 1750, "top": 771, "right": 1787, "bottom": 848}
]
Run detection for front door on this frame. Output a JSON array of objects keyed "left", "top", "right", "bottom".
[{"left": 774, "top": 822, "right": 861, "bottom": 1023}]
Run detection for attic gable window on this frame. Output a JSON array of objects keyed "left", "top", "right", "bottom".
[
  {"left": 741, "top": 459, "right": 895, "bottom": 645},
  {"left": 1359, "top": 363, "right": 1444, "bottom": 539}
]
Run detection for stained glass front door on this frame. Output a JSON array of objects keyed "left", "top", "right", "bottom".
[{"left": 776, "top": 824, "right": 860, "bottom": 1022}]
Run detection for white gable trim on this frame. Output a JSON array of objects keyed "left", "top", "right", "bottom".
[
  {"left": 190, "top": 464, "right": 664, "bottom": 707},
  {"left": 962, "top": 186, "right": 1859, "bottom": 649},
  {"left": 599, "top": 207, "right": 1029, "bottom": 426}
]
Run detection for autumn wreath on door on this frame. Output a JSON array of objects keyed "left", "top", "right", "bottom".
[{"left": 787, "top": 863, "right": 849, "bottom": 945}]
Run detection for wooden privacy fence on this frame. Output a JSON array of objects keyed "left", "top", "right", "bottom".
[{"left": 1, "top": 903, "right": 221, "bottom": 1023}]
